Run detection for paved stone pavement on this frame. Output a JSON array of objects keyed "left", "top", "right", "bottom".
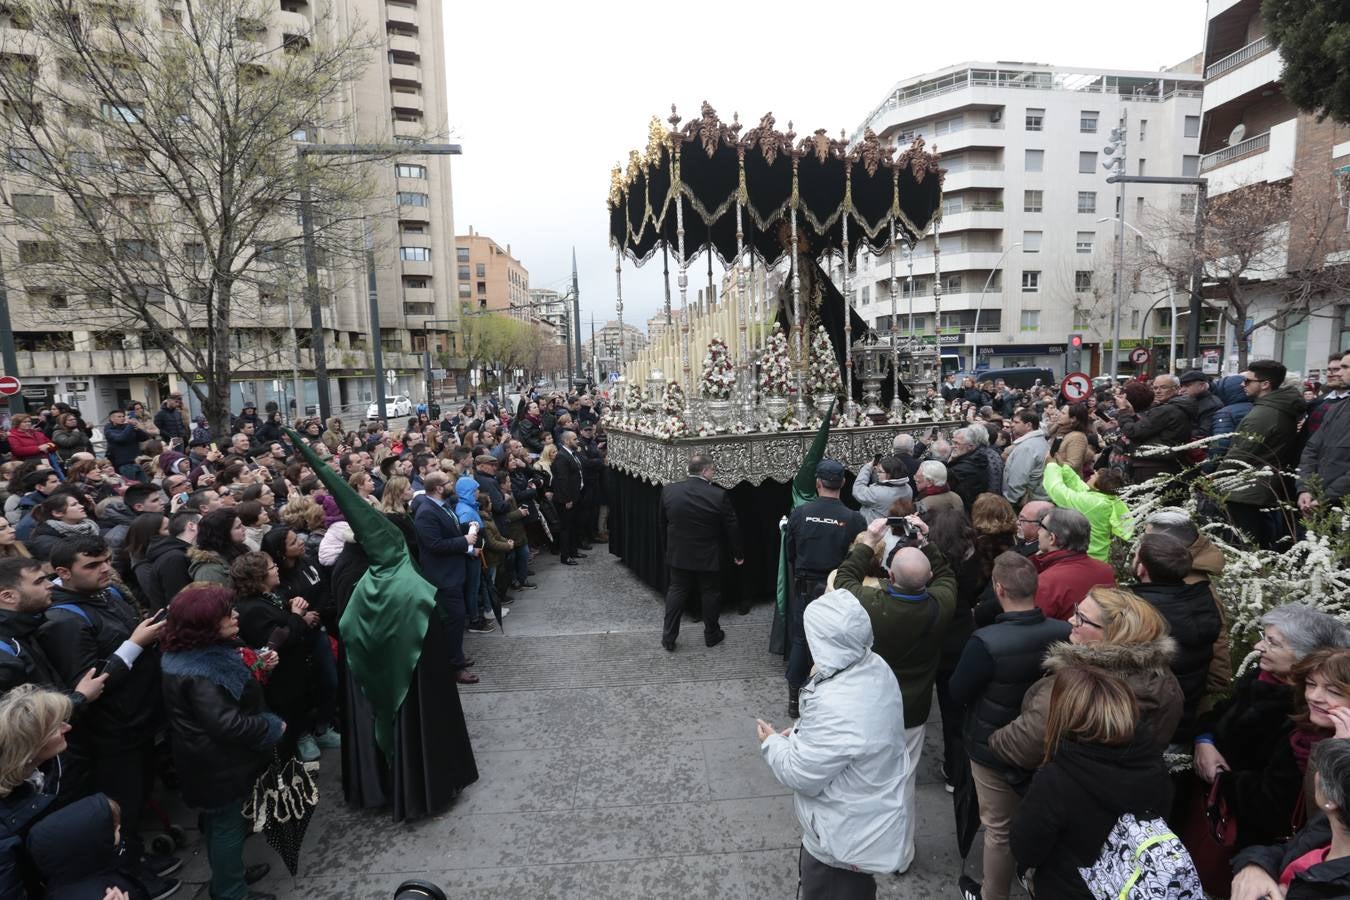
[{"left": 173, "top": 548, "right": 1024, "bottom": 899}]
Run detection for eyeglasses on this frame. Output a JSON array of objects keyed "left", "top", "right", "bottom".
[
  {"left": 1242, "top": 378, "right": 1261, "bottom": 385},
  {"left": 1016, "top": 516, "right": 1039, "bottom": 525},
  {"left": 1071, "top": 603, "right": 1104, "bottom": 630}
]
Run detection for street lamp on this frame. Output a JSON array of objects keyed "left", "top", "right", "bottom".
[
  {"left": 971, "top": 242, "right": 1021, "bottom": 372},
  {"left": 1099, "top": 216, "right": 1178, "bottom": 373}
]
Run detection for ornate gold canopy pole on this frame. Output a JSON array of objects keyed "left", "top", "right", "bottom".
[
  {"left": 889, "top": 219, "right": 903, "bottom": 419},
  {"left": 788, "top": 123, "right": 807, "bottom": 420},
  {"left": 734, "top": 127, "right": 752, "bottom": 422},
  {"left": 669, "top": 107, "right": 693, "bottom": 417},
  {"left": 841, "top": 143, "right": 855, "bottom": 419}
]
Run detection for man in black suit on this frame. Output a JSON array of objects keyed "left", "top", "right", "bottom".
[
  {"left": 413, "top": 471, "right": 481, "bottom": 684},
  {"left": 552, "top": 429, "right": 585, "bottom": 565},
  {"left": 659, "top": 453, "right": 745, "bottom": 651}
]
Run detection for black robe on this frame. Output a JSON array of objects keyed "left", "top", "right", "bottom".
[{"left": 332, "top": 541, "right": 478, "bottom": 822}]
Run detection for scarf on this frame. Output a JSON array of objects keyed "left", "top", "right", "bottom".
[
  {"left": 45, "top": 518, "right": 101, "bottom": 538},
  {"left": 918, "top": 484, "right": 951, "bottom": 499},
  {"left": 1290, "top": 727, "right": 1325, "bottom": 773},
  {"left": 1258, "top": 669, "right": 1288, "bottom": 686}
]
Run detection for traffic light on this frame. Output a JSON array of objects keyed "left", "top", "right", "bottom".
[{"left": 1067, "top": 333, "right": 1084, "bottom": 373}]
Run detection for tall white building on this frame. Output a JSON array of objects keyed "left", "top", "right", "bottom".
[
  {"left": 1200, "top": 0, "right": 1350, "bottom": 376},
  {"left": 851, "top": 62, "right": 1204, "bottom": 375}
]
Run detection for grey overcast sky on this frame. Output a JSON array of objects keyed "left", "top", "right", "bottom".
[{"left": 443, "top": 0, "right": 1206, "bottom": 336}]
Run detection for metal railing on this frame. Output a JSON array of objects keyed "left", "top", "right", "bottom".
[
  {"left": 1200, "top": 131, "right": 1270, "bottom": 172},
  {"left": 1205, "top": 34, "right": 1274, "bottom": 80}
]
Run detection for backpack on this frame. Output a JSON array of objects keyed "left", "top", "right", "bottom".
[{"left": 1078, "top": 813, "right": 1203, "bottom": 900}]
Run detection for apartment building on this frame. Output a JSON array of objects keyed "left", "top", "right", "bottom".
[
  {"left": 1200, "top": 0, "right": 1350, "bottom": 376},
  {"left": 528, "top": 288, "right": 570, "bottom": 343},
  {"left": 456, "top": 230, "right": 530, "bottom": 317},
  {"left": 850, "top": 62, "right": 1205, "bottom": 376},
  {"left": 1, "top": 0, "right": 461, "bottom": 419},
  {"left": 584, "top": 320, "right": 647, "bottom": 381}
]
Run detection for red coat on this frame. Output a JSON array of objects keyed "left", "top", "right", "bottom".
[
  {"left": 1032, "top": 549, "right": 1116, "bottom": 621},
  {"left": 7, "top": 427, "right": 52, "bottom": 460}
]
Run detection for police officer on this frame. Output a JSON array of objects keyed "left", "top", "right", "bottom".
[{"left": 784, "top": 459, "right": 867, "bottom": 717}]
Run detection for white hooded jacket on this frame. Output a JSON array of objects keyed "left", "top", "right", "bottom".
[{"left": 760, "top": 588, "right": 909, "bottom": 874}]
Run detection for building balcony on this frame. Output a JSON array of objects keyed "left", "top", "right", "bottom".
[
  {"left": 941, "top": 165, "right": 1005, "bottom": 192},
  {"left": 400, "top": 258, "right": 432, "bottom": 277},
  {"left": 386, "top": 33, "right": 419, "bottom": 55},
  {"left": 398, "top": 231, "right": 431, "bottom": 249},
  {"left": 1202, "top": 41, "right": 1281, "bottom": 112},
  {"left": 392, "top": 117, "right": 423, "bottom": 139},
  {"left": 402, "top": 286, "right": 433, "bottom": 306},
  {"left": 390, "top": 89, "right": 423, "bottom": 114},
  {"left": 385, "top": 3, "right": 417, "bottom": 28},
  {"left": 1200, "top": 116, "right": 1297, "bottom": 195},
  {"left": 938, "top": 206, "right": 1006, "bottom": 232},
  {"left": 397, "top": 200, "right": 431, "bottom": 223},
  {"left": 274, "top": 9, "right": 310, "bottom": 37},
  {"left": 388, "top": 62, "right": 421, "bottom": 85},
  {"left": 20, "top": 348, "right": 171, "bottom": 378},
  {"left": 897, "top": 250, "right": 1010, "bottom": 278}
]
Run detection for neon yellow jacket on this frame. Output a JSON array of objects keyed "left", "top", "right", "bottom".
[{"left": 1041, "top": 461, "right": 1132, "bottom": 562}]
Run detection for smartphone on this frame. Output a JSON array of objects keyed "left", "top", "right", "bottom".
[
  {"left": 210, "top": 442, "right": 219, "bottom": 453},
  {"left": 150, "top": 607, "right": 169, "bottom": 624}
]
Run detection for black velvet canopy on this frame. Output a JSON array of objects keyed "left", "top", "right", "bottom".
[{"left": 608, "top": 103, "right": 945, "bottom": 268}]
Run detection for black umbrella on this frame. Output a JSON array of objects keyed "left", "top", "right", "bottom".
[
  {"left": 951, "top": 750, "right": 981, "bottom": 862},
  {"left": 245, "top": 755, "right": 319, "bottom": 876}
]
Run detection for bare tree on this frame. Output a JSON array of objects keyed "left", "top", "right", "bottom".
[
  {"left": 0, "top": 0, "right": 392, "bottom": 437},
  {"left": 1141, "top": 180, "right": 1350, "bottom": 370}
]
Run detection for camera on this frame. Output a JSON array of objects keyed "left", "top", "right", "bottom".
[{"left": 885, "top": 516, "right": 920, "bottom": 543}]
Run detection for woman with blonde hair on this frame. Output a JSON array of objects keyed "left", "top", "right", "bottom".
[
  {"left": 1010, "top": 665, "right": 1178, "bottom": 898},
  {"left": 348, "top": 471, "right": 376, "bottom": 505},
  {"left": 989, "top": 586, "right": 1184, "bottom": 770}
]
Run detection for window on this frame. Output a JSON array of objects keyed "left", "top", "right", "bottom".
[
  {"left": 400, "top": 247, "right": 430, "bottom": 261},
  {"left": 1078, "top": 151, "right": 1096, "bottom": 174},
  {"left": 1020, "top": 310, "right": 1041, "bottom": 331},
  {"left": 184, "top": 242, "right": 205, "bottom": 262},
  {"left": 1024, "top": 149, "right": 1044, "bottom": 172},
  {"left": 12, "top": 194, "right": 53, "bottom": 217},
  {"left": 456, "top": 264, "right": 469, "bottom": 280},
  {"left": 394, "top": 163, "right": 425, "bottom": 179},
  {"left": 1137, "top": 158, "right": 1146, "bottom": 176},
  {"left": 1139, "top": 120, "right": 1147, "bottom": 140},
  {"left": 100, "top": 101, "right": 141, "bottom": 123},
  {"left": 475, "top": 262, "right": 485, "bottom": 277},
  {"left": 456, "top": 246, "right": 469, "bottom": 261},
  {"left": 1080, "top": 111, "right": 1098, "bottom": 133},
  {"left": 942, "top": 196, "right": 963, "bottom": 216},
  {"left": 1077, "top": 191, "right": 1096, "bottom": 214},
  {"left": 17, "top": 241, "right": 58, "bottom": 264},
  {"left": 27, "top": 290, "right": 67, "bottom": 309},
  {"left": 1180, "top": 193, "right": 1197, "bottom": 216},
  {"left": 457, "top": 283, "right": 470, "bottom": 298},
  {"left": 1022, "top": 230, "right": 1042, "bottom": 253},
  {"left": 1184, "top": 115, "right": 1200, "bottom": 139},
  {"left": 1025, "top": 108, "right": 1044, "bottom": 131},
  {"left": 1181, "top": 155, "right": 1200, "bottom": 178},
  {"left": 944, "top": 274, "right": 963, "bottom": 294},
  {"left": 397, "top": 191, "right": 429, "bottom": 206},
  {"left": 1076, "top": 231, "right": 1095, "bottom": 254},
  {"left": 1130, "top": 310, "right": 1140, "bottom": 329},
  {"left": 1023, "top": 190, "right": 1043, "bottom": 213},
  {"left": 1021, "top": 271, "right": 1040, "bottom": 293},
  {"left": 860, "top": 285, "right": 871, "bottom": 305},
  {"left": 1075, "top": 271, "right": 1093, "bottom": 292},
  {"left": 405, "top": 278, "right": 428, "bottom": 289}
]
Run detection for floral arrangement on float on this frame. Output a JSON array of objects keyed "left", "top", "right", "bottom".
[
  {"left": 662, "top": 380, "right": 685, "bottom": 416},
  {"left": 698, "top": 335, "right": 736, "bottom": 400},
  {"left": 758, "top": 325, "right": 792, "bottom": 399},
  {"left": 806, "top": 326, "right": 842, "bottom": 403}
]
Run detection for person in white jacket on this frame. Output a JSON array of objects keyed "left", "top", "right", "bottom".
[
  {"left": 851, "top": 456, "right": 913, "bottom": 523},
  {"left": 757, "top": 588, "right": 910, "bottom": 896}
]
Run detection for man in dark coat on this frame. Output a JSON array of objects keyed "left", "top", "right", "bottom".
[
  {"left": 0, "top": 558, "right": 108, "bottom": 709},
  {"left": 1179, "top": 370, "right": 1223, "bottom": 436},
  {"left": 1219, "top": 359, "right": 1306, "bottom": 549},
  {"left": 552, "top": 429, "right": 585, "bottom": 565},
  {"left": 1298, "top": 349, "right": 1350, "bottom": 513},
  {"left": 947, "top": 426, "right": 991, "bottom": 511},
  {"left": 102, "top": 408, "right": 157, "bottom": 481},
  {"left": 35, "top": 537, "right": 175, "bottom": 894},
  {"left": 1129, "top": 533, "right": 1221, "bottom": 743},
  {"left": 153, "top": 393, "right": 188, "bottom": 449},
  {"left": 949, "top": 552, "right": 1068, "bottom": 900},
  {"left": 413, "top": 471, "right": 480, "bottom": 684},
  {"left": 658, "top": 453, "right": 744, "bottom": 652},
  {"left": 1114, "top": 373, "right": 1198, "bottom": 482}
]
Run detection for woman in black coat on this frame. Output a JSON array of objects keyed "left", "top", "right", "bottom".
[
  {"left": 263, "top": 528, "right": 339, "bottom": 749},
  {"left": 229, "top": 551, "right": 317, "bottom": 762},
  {"left": 160, "top": 584, "right": 282, "bottom": 900},
  {"left": 1230, "top": 738, "right": 1350, "bottom": 900},
  {"left": 1010, "top": 665, "right": 1174, "bottom": 899}
]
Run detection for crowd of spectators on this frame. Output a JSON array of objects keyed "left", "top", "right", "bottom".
[
  {"left": 0, "top": 386, "right": 608, "bottom": 900},
  {"left": 763, "top": 350, "right": 1350, "bottom": 898}
]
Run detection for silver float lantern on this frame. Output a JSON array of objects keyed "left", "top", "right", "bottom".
[{"left": 852, "top": 332, "right": 888, "bottom": 423}]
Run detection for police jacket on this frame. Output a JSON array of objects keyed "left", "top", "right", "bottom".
[
  {"left": 1131, "top": 581, "right": 1222, "bottom": 742},
  {"left": 37, "top": 584, "right": 163, "bottom": 753},
  {"left": 786, "top": 496, "right": 866, "bottom": 580},
  {"left": 949, "top": 609, "right": 1069, "bottom": 776}
]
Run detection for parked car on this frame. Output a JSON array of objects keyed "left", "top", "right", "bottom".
[{"left": 367, "top": 395, "right": 413, "bottom": 419}]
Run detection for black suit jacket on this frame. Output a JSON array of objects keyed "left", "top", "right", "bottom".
[
  {"left": 552, "top": 447, "right": 583, "bottom": 504},
  {"left": 659, "top": 476, "right": 744, "bottom": 573}
]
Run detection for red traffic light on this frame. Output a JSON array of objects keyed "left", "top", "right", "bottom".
[{"left": 1070, "top": 334, "right": 1083, "bottom": 348}]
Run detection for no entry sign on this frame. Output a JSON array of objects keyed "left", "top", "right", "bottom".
[
  {"left": 1061, "top": 372, "right": 1091, "bottom": 402},
  {"left": 0, "top": 376, "right": 20, "bottom": 397}
]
